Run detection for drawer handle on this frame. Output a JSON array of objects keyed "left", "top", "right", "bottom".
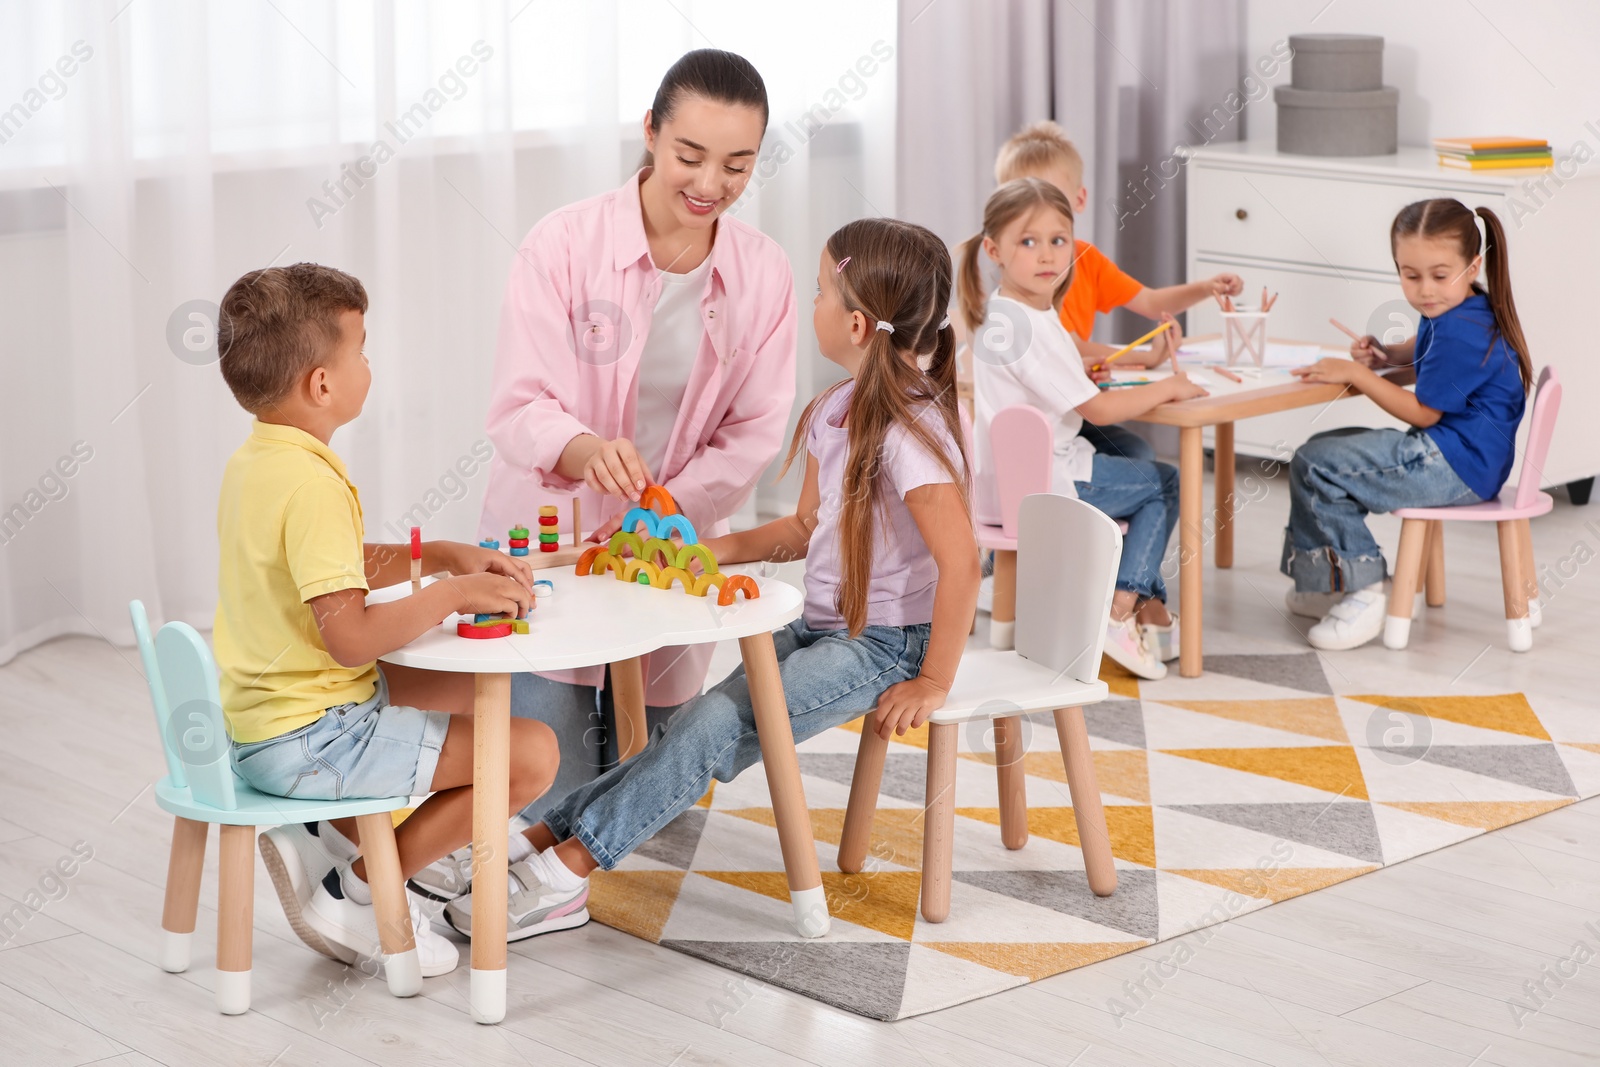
[{"left": 1235, "top": 208, "right": 1248, "bottom": 220}]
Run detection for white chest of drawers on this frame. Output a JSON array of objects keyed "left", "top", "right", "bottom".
[{"left": 1183, "top": 142, "right": 1599, "bottom": 501}]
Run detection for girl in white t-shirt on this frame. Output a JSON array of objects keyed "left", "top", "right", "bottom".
[{"left": 957, "top": 178, "right": 1207, "bottom": 680}]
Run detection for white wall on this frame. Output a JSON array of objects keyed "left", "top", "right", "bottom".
[{"left": 1245, "top": 0, "right": 1600, "bottom": 153}]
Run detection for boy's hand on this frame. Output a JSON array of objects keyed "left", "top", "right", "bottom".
[
  {"left": 871, "top": 676, "right": 949, "bottom": 740},
  {"left": 434, "top": 542, "right": 534, "bottom": 587},
  {"left": 1349, "top": 334, "right": 1389, "bottom": 368},
  {"left": 576, "top": 436, "right": 652, "bottom": 502},
  {"left": 438, "top": 571, "right": 534, "bottom": 619},
  {"left": 1166, "top": 369, "right": 1210, "bottom": 402},
  {"left": 1209, "top": 272, "right": 1244, "bottom": 298}
]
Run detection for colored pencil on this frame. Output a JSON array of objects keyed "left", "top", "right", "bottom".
[
  {"left": 1213, "top": 366, "right": 1243, "bottom": 383},
  {"left": 1093, "top": 319, "right": 1175, "bottom": 371},
  {"left": 1328, "top": 317, "right": 1390, "bottom": 358}
]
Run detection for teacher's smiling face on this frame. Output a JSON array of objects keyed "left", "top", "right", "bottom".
[{"left": 640, "top": 95, "right": 765, "bottom": 231}]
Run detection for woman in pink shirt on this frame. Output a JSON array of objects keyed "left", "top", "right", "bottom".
[{"left": 462, "top": 50, "right": 797, "bottom": 852}]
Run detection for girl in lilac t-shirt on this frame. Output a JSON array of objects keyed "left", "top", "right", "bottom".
[{"left": 448, "top": 219, "right": 981, "bottom": 934}]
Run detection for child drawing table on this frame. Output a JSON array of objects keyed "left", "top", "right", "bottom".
[
  {"left": 1124, "top": 336, "right": 1353, "bottom": 677},
  {"left": 371, "top": 565, "right": 818, "bottom": 1023}
]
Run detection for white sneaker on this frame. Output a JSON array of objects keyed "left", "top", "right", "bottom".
[
  {"left": 259, "top": 823, "right": 351, "bottom": 963},
  {"left": 1103, "top": 616, "right": 1167, "bottom": 680},
  {"left": 1139, "top": 613, "right": 1180, "bottom": 663},
  {"left": 1286, "top": 589, "right": 1345, "bottom": 619},
  {"left": 306, "top": 867, "right": 460, "bottom": 978},
  {"left": 407, "top": 846, "right": 474, "bottom": 904},
  {"left": 444, "top": 859, "right": 591, "bottom": 943},
  {"left": 1307, "top": 583, "right": 1388, "bottom": 651},
  {"left": 977, "top": 573, "right": 994, "bottom": 615}
]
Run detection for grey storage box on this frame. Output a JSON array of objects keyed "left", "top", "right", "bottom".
[
  {"left": 1289, "top": 34, "right": 1384, "bottom": 92},
  {"left": 1275, "top": 85, "right": 1399, "bottom": 156}
]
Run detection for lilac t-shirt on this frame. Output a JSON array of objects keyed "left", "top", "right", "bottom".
[{"left": 803, "top": 382, "right": 968, "bottom": 631}]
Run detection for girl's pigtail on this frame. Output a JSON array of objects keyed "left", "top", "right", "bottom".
[{"left": 1476, "top": 206, "right": 1533, "bottom": 391}]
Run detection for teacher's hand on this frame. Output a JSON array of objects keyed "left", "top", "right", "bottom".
[{"left": 572, "top": 435, "right": 652, "bottom": 502}]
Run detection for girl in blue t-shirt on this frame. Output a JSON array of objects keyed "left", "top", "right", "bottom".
[{"left": 1281, "top": 198, "right": 1531, "bottom": 651}]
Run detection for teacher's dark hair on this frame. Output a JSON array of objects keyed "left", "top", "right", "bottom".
[{"left": 640, "top": 49, "right": 768, "bottom": 169}]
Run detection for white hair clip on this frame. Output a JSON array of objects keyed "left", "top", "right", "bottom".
[
  {"left": 875, "top": 320, "right": 895, "bottom": 334},
  {"left": 938, "top": 315, "right": 951, "bottom": 330},
  {"left": 916, "top": 353, "right": 934, "bottom": 371}
]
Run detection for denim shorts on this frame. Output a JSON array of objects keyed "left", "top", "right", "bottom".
[{"left": 230, "top": 668, "right": 450, "bottom": 801}]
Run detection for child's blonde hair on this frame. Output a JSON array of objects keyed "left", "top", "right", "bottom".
[
  {"left": 995, "top": 120, "right": 1084, "bottom": 188},
  {"left": 956, "top": 178, "right": 1077, "bottom": 335}
]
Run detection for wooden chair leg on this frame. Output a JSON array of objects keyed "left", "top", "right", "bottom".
[
  {"left": 160, "top": 817, "right": 208, "bottom": 974},
  {"left": 1384, "top": 518, "right": 1429, "bottom": 649},
  {"left": 1498, "top": 520, "right": 1532, "bottom": 652},
  {"left": 356, "top": 813, "right": 420, "bottom": 998},
  {"left": 993, "top": 716, "right": 1028, "bottom": 851},
  {"left": 839, "top": 724, "right": 890, "bottom": 874},
  {"left": 990, "top": 550, "right": 1017, "bottom": 651},
  {"left": 1055, "top": 707, "right": 1116, "bottom": 897},
  {"left": 920, "top": 724, "right": 959, "bottom": 923},
  {"left": 1516, "top": 519, "right": 1540, "bottom": 627},
  {"left": 1424, "top": 520, "right": 1446, "bottom": 608},
  {"left": 216, "top": 824, "right": 254, "bottom": 1015}
]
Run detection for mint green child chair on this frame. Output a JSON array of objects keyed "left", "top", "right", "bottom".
[{"left": 130, "top": 600, "right": 420, "bottom": 1014}]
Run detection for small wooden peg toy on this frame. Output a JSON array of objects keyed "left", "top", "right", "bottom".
[
  {"left": 571, "top": 496, "right": 582, "bottom": 547},
  {"left": 410, "top": 526, "right": 422, "bottom": 595}
]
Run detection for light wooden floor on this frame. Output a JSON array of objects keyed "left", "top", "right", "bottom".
[{"left": 2, "top": 462, "right": 1598, "bottom": 1066}]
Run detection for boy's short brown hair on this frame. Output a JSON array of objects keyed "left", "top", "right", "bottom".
[
  {"left": 217, "top": 263, "right": 368, "bottom": 413},
  {"left": 995, "top": 120, "right": 1084, "bottom": 188}
]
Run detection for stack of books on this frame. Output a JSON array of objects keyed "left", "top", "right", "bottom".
[{"left": 1433, "top": 136, "right": 1553, "bottom": 170}]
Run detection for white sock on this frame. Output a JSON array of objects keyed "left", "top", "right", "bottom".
[
  {"left": 340, "top": 865, "right": 372, "bottom": 906},
  {"left": 507, "top": 830, "right": 535, "bottom": 864},
  {"left": 520, "top": 847, "right": 584, "bottom": 892}
]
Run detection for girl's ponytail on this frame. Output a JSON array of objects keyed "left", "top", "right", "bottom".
[
  {"left": 1476, "top": 206, "right": 1533, "bottom": 391},
  {"left": 956, "top": 235, "right": 988, "bottom": 336}
]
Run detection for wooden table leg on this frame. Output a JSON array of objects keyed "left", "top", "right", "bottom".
[
  {"left": 1178, "top": 426, "right": 1205, "bottom": 677},
  {"left": 471, "top": 672, "right": 510, "bottom": 1024},
  {"left": 610, "top": 656, "right": 648, "bottom": 762},
  {"left": 1214, "top": 422, "right": 1235, "bottom": 570},
  {"left": 738, "top": 631, "right": 830, "bottom": 938}
]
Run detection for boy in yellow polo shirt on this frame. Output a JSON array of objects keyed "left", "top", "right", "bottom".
[{"left": 214, "top": 263, "right": 562, "bottom": 977}]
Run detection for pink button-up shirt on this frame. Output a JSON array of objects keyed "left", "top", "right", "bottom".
[{"left": 481, "top": 169, "right": 798, "bottom": 706}]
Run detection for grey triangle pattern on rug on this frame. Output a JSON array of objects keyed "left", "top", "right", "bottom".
[
  {"left": 798, "top": 752, "right": 928, "bottom": 805},
  {"left": 1201, "top": 652, "right": 1332, "bottom": 695},
  {"left": 631, "top": 808, "right": 708, "bottom": 870},
  {"left": 1168, "top": 802, "right": 1384, "bottom": 863},
  {"left": 1389, "top": 743, "right": 1579, "bottom": 797},
  {"left": 661, "top": 939, "right": 912, "bottom": 1021},
  {"left": 1028, "top": 698, "right": 1146, "bottom": 749},
  {"left": 952, "top": 868, "right": 1160, "bottom": 940}
]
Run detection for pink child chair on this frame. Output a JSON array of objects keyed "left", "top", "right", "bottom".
[
  {"left": 977, "top": 406, "right": 1054, "bottom": 650},
  {"left": 1384, "top": 366, "right": 1561, "bottom": 652}
]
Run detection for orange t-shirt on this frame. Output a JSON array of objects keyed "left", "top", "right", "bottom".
[{"left": 1058, "top": 240, "right": 1143, "bottom": 339}]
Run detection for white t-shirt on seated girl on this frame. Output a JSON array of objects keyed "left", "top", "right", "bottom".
[{"left": 971, "top": 293, "right": 1100, "bottom": 526}]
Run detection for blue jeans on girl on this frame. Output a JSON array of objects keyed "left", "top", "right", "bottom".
[
  {"left": 541, "top": 618, "right": 930, "bottom": 871},
  {"left": 1281, "top": 427, "right": 1480, "bottom": 594},
  {"left": 1074, "top": 453, "right": 1180, "bottom": 601}
]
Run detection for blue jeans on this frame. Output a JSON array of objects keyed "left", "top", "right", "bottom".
[
  {"left": 1282, "top": 427, "right": 1480, "bottom": 594},
  {"left": 1075, "top": 453, "right": 1179, "bottom": 601},
  {"left": 511, "top": 671, "right": 686, "bottom": 824},
  {"left": 542, "top": 618, "right": 930, "bottom": 871},
  {"left": 1080, "top": 420, "right": 1157, "bottom": 464}
]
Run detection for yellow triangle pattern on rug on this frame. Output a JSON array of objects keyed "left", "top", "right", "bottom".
[
  {"left": 1167, "top": 866, "right": 1376, "bottom": 902},
  {"left": 1161, "top": 745, "right": 1369, "bottom": 800},
  {"left": 1162, "top": 697, "right": 1349, "bottom": 743},
  {"left": 1380, "top": 799, "right": 1573, "bottom": 829},
  {"left": 926, "top": 940, "right": 1145, "bottom": 981},
  {"left": 581, "top": 656, "right": 1597, "bottom": 1022},
  {"left": 1346, "top": 693, "right": 1550, "bottom": 740}
]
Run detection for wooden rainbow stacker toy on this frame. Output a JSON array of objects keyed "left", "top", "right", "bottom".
[{"left": 574, "top": 485, "right": 759, "bottom": 606}]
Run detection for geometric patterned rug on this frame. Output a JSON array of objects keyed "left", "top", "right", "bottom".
[{"left": 584, "top": 653, "right": 1600, "bottom": 1020}]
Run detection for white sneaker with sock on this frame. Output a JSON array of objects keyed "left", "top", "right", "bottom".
[
  {"left": 444, "top": 849, "right": 590, "bottom": 942},
  {"left": 408, "top": 830, "right": 535, "bottom": 903},
  {"left": 259, "top": 822, "right": 357, "bottom": 963},
  {"left": 305, "top": 864, "right": 460, "bottom": 979},
  {"left": 1102, "top": 616, "right": 1166, "bottom": 680},
  {"left": 1139, "top": 613, "right": 1180, "bottom": 663},
  {"left": 1307, "top": 582, "right": 1389, "bottom": 650}
]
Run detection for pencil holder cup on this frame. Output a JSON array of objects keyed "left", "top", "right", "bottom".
[{"left": 1221, "top": 311, "right": 1269, "bottom": 368}]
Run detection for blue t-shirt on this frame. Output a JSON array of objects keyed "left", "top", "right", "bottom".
[{"left": 1414, "top": 292, "right": 1526, "bottom": 501}]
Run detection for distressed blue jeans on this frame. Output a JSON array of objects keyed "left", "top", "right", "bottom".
[
  {"left": 1075, "top": 453, "right": 1180, "bottom": 602},
  {"left": 541, "top": 618, "right": 930, "bottom": 871},
  {"left": 1281, "top": 427, "right": 1479, "bottom": 594}
]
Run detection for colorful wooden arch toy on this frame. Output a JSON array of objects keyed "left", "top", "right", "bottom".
[
  {"left": 717, "top": 574, "right": 759, "bottom": 606},
  {"left": 654, "top": 566, "right": 696, "bottom": 591},
  {"left": 655, "top": 514, "right": 699, "bottom": 545},
  {"left": 675, "top": 543, "right": 719, "bottom": 575},
  {"left": 639, "top": 484, "right": 678, "bottom": 515},
  {"left": 639, "top": 537, "right": 678, "bottom": 568},
  {"left": 607, "top": 531, "right": 645, "bottom": 559},
  {"left": 572, "top": 482, "right": 756, "bottom": 605}
]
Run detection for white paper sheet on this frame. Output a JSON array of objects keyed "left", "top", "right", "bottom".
[{"left": 1178, "top": 338, "right": 1327, "bottom": 368}]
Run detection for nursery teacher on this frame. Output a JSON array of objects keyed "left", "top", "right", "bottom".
[{"left": 480, "top": 49, "right": 798, "bottom": 816}]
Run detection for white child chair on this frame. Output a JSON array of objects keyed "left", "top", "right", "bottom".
[
  {"left": 840, "top": 494, "right": 1121, "bottom": 922},
  {"left": 130, "top": 600, "right": 420, "bottom": 1014},
  {"left": 1384, "top": 366, "right": 1562, "bottom": 652}
]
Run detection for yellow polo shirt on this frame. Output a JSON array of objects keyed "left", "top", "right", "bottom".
[{"left": 214, "top": 421, "right": 376, "bottom": 744}]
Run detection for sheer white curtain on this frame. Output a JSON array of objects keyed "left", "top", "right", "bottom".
[{"left": 0, "top": 0, "right": 896, "bottom": 664}]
